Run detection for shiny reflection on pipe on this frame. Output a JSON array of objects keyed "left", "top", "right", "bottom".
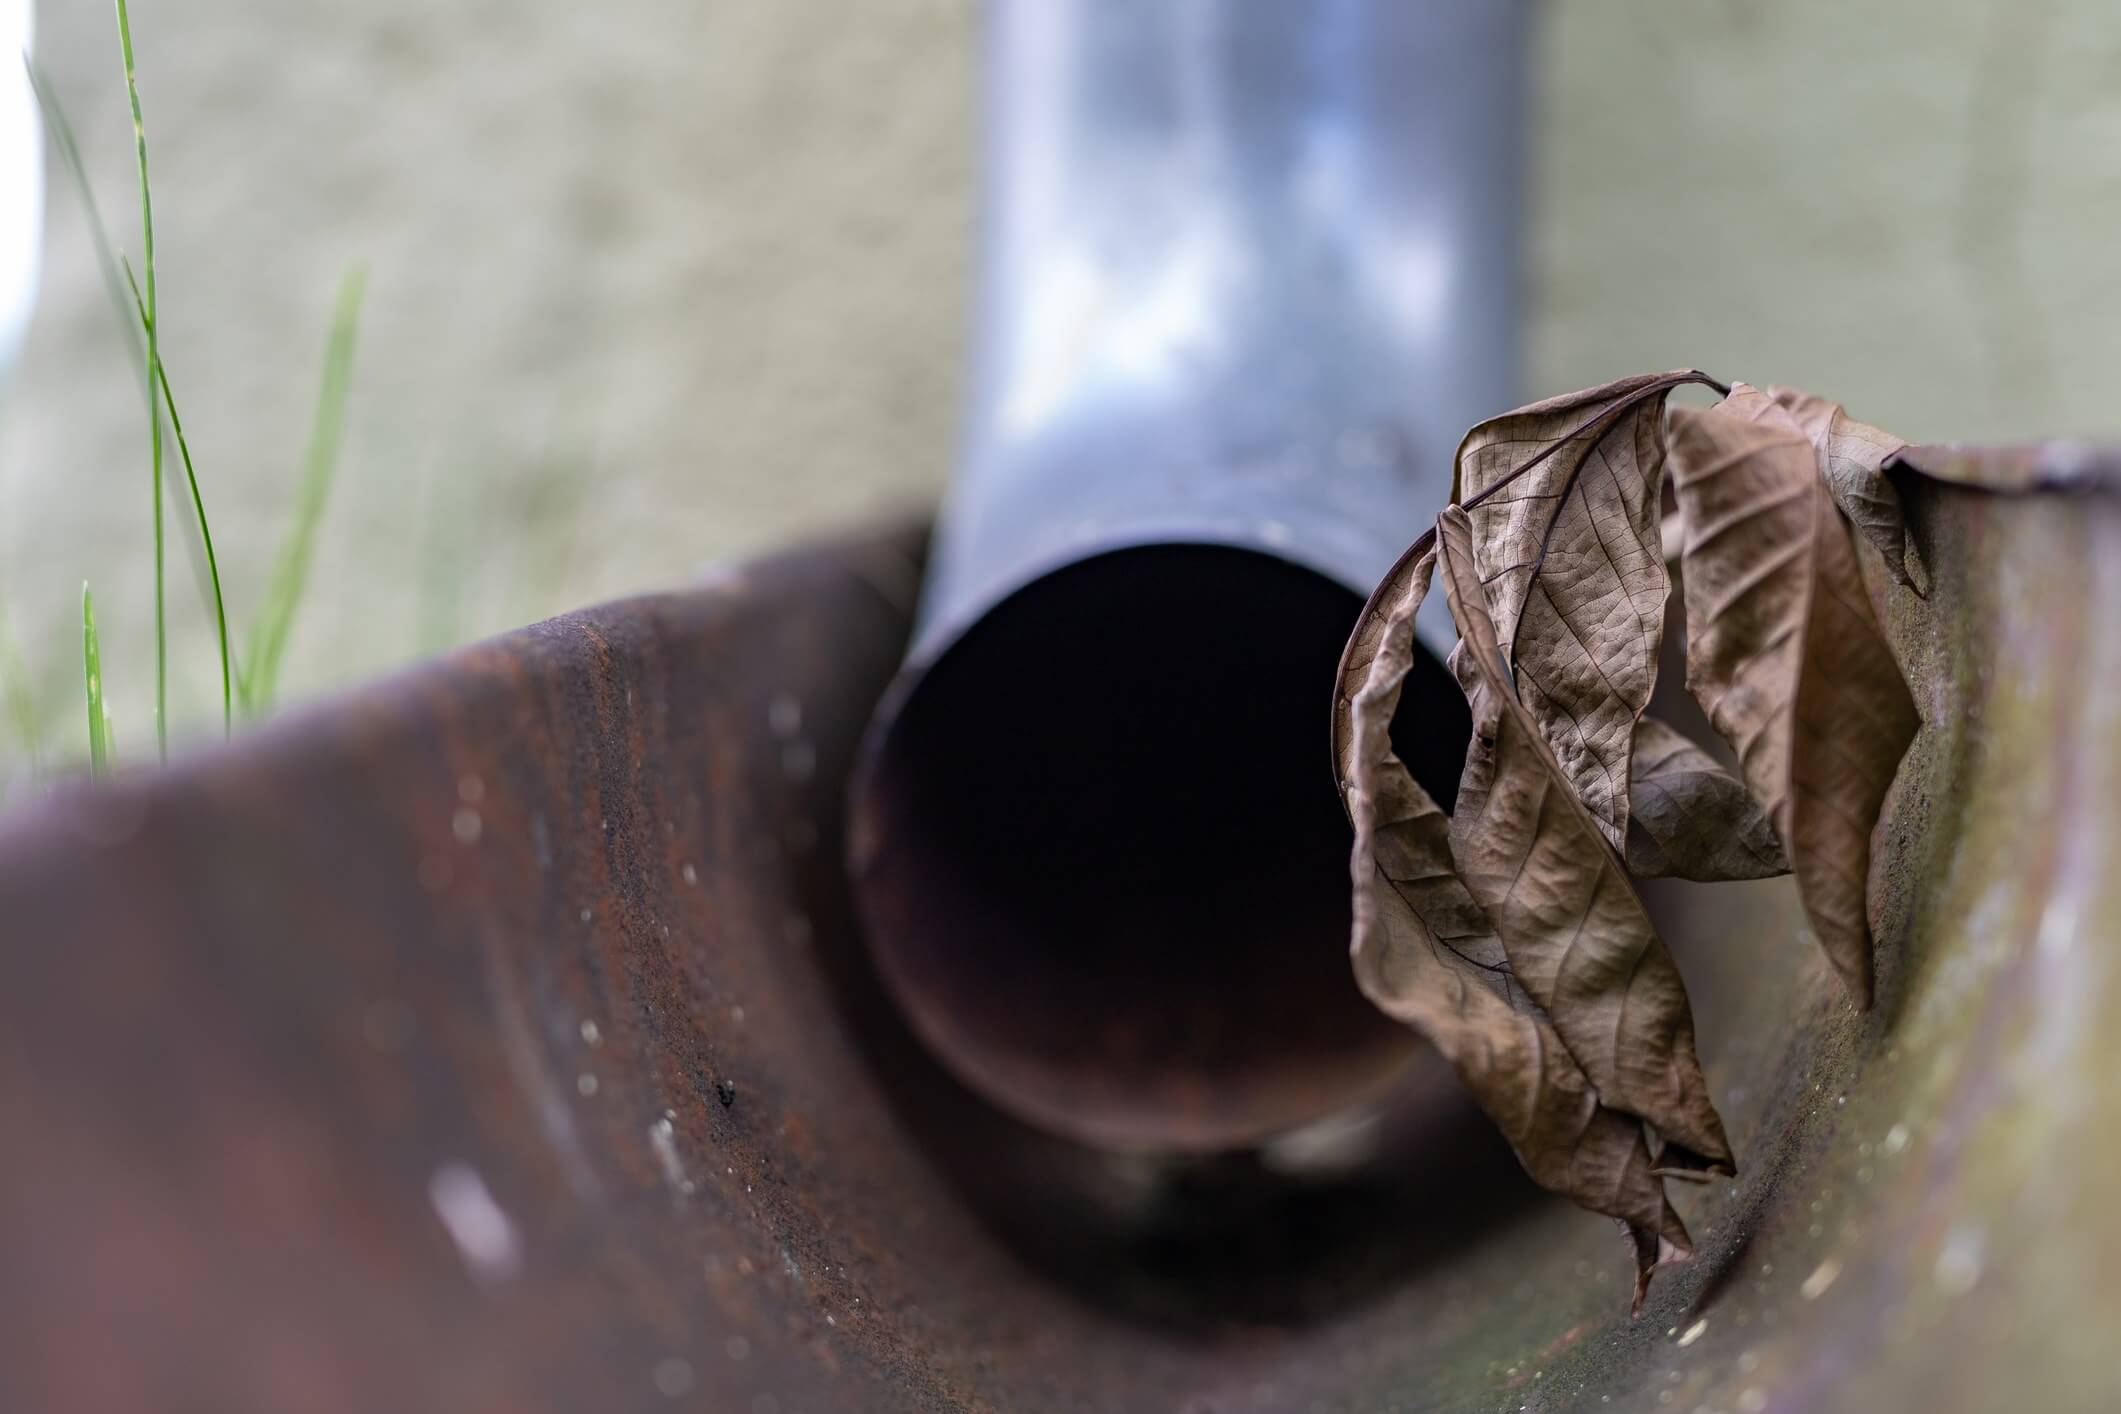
[{"left": 852, "top": 0, "right": 1526, "bottom": 1152}]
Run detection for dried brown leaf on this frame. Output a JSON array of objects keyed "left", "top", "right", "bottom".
[
  {"left": 1450, "top": 371, "right": 1715, "bottom": 856},
  {"left": 1626, "top": 718, "right": 1789, "bottom": 882},
  {"left": 1770, "top": 385, "right": 1918, "bottom": 594},
  {"left": 1435, "top": 509, "right": 1734, "bottom": 1177},
  {"left": 1338, "top": 535, "right": 1691, "bottom": 1307},
  {"left": 1666, "top": 385, "right": 1922, "bottom": 1008}
]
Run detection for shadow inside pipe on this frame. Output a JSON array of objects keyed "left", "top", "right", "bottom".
[
  {"left": 851, "top": 546, "right": 1471, "bottom": 1152},
  {"left": 820, "top": 541, "right": 1542, "bottom": 1328}
]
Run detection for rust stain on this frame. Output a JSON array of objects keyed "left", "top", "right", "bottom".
[{"left": 0, "top": 464, "right": 2115, "bottom": 1411}]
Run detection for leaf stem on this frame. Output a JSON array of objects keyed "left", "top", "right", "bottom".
[
  {"left": 1362, "top": 373, "right": 1723, "bottom": 589},
  {"left": 1510, "top": 373, "right": 1721, "bottom": 666}
]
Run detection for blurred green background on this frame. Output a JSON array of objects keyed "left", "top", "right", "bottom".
[{"left": 3, "top": 0, "right": 2116, "bottom": 789}]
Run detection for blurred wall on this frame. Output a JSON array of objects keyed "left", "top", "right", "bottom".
[
  {"left": 1, "top": 0, "right": 2117, "bottom": 771},
  {"left": 0, "top": 0, "right": 975, "bottom": 765},
  {"left": 1536, "top": 0, "right": 2121, "bottom": 441}
]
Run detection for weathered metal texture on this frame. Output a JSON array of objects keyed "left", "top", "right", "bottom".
[
  {"left": 1894, "top": 439, "right": 2121, "bottom": 494},
  {"left": 925, "top": 0, "right": 1527, "bottom": 656},
  {"left": 1, "top": 461, "right": 2117, "bottom": 1411},
  {"left": 853, "top": 0, "right": 1524, "bottom": 1153}
]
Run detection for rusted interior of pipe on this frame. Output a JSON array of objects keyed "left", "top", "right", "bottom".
[{"left": 851, "top": 544, "right": 1469, "bottom": 1153}]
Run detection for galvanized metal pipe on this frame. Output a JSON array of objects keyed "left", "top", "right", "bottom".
[{"left": 851, "top": 0, "right": 1529, "bottom": 1152}]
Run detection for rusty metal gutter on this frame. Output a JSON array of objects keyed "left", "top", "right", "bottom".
[{"left": 1, "top": 460, "right": 2116, "bottom": 1411}]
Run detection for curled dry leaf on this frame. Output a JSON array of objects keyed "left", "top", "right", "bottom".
[
  {"left": 1770, "top": 385, "right": 1918, "bottom": 595},
  {"left": 1450, "top": 371, "right": 1717, "bottom": 856},
  {"left": 1436, "top": 509, "right": 1734, "bottom": 1179},
  {"left": 1626, "top": 718, "right": 1789, "bottom": 883},
  {"left": 1666, "top": 385, "right": 1921, "bottom": 1008},
  {"left": 1337, "top": 533, "right": 1691, "bottom": 1312}
]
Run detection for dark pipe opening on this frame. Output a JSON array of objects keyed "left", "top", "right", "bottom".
[{"left": 851, "top": 544, "right": 1469, "bottom": 1152}]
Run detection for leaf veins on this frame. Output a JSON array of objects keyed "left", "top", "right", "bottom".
[
  {"left": 1337, "top": 533, "right": 1692, "bottom": 1311},
  {"left": 1450, "top": 371, "right": 1718, "bottom": 856},
  {"left": 1666, "top": 385, "right": 1922, "bottom": 1007},
  {"left": 1626, "top": 718, "right": 1789, "bottom": 883},
  {"left": 1436, "top": 508, "right": 1734, "bottom": 1179},
  {"left": 1769, "top": 385, "right": 1917, "bottom": 595}
]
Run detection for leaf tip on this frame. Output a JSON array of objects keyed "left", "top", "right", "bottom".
[{"left": 1626, "top": 1225, "right": 1694, "bottom": 1317}]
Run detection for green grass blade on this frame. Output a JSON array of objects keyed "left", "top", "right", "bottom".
[
  {"left": 82, "top": 583, "right": 109, "bottom": 777},
  {"left": 22, "top": 59, "right": 139, "bottom": 381},
  {"left": 113, "top": 0, "right": 167, "bottom": 760},
  {"left": 26, "top": 58, "right": 220, "bottom": 637},
  {"left": 122, "top": 259, "right": 231, "bottom": 735},
  {"left": 241, "top": 265, "right": 366, "bottom": 715},
  {"left": 28, "top": 58, "right": 238, "bottom": 740}
]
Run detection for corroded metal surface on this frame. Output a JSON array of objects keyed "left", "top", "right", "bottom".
[{"left": 1, "top": 473, "right": 2117, "bottom": 1410}]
